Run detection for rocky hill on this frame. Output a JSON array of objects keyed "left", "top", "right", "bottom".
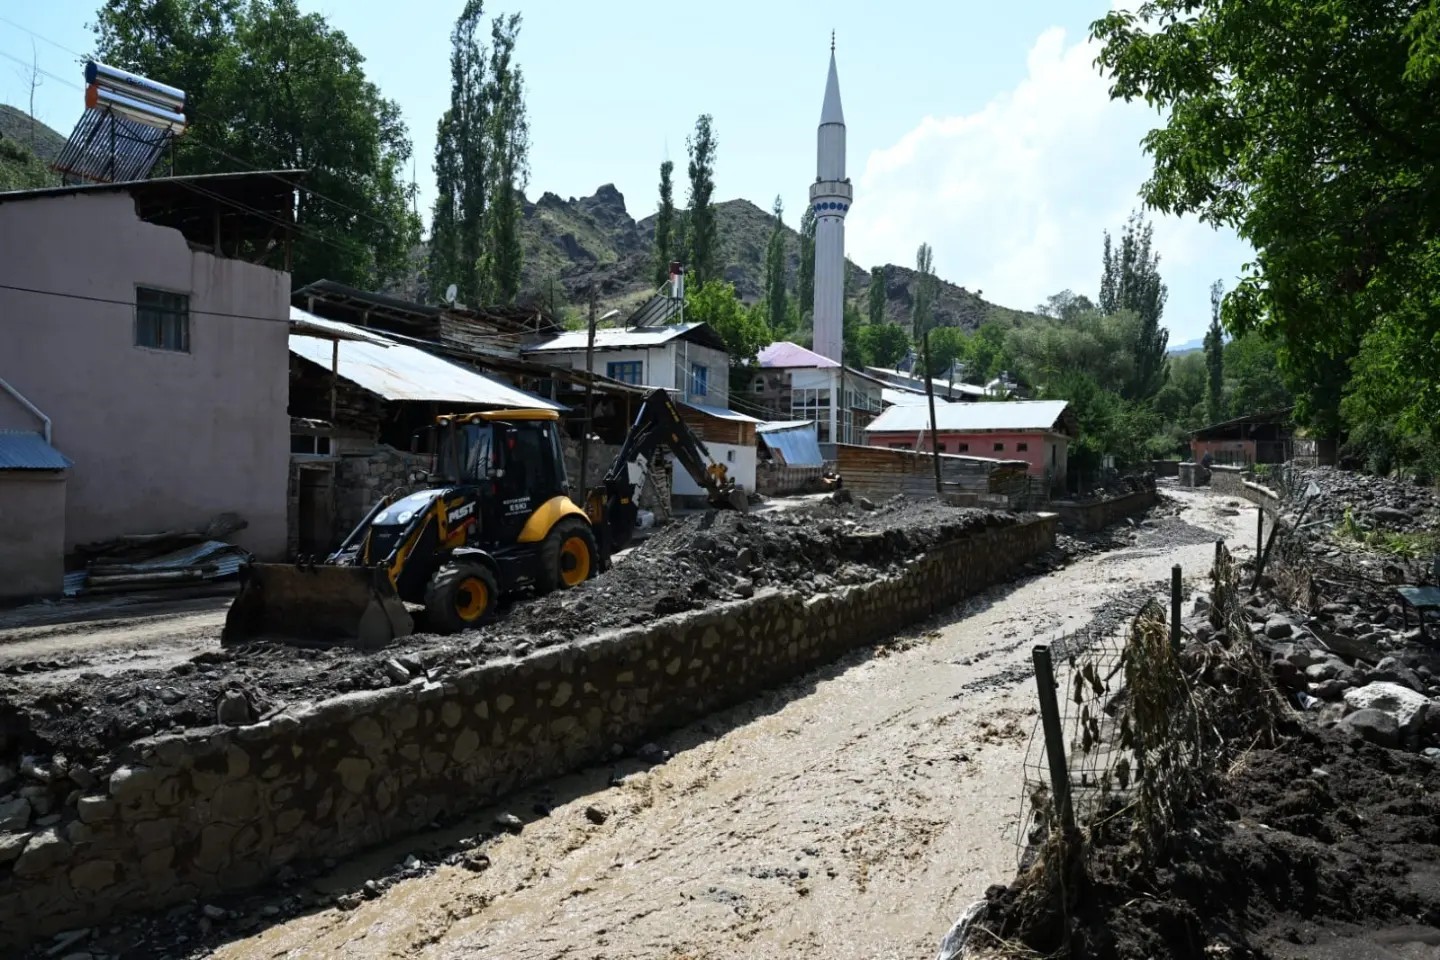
[
  {"left": 0, "top": 104, "right": 63, "bottom": 191},
  {"left": 516, "top": 183, "right": 1038, "bottom": 330}
]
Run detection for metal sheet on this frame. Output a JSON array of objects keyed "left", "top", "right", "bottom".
[
  {"left": 681, "top": 401, "right": 762, "bottom": 424},
  {"left": 866, "top": 400, "right": 1070, "bottom": 435},
  {"left": 0, "top": 430, "right": 70, "bottom": 470},
  {"left": 289, "top": 317, "right": 563, "bottom": 409},
  {"left": 757, "top": 341, "right": 840, "bottom": 369},
  {"left": 758, "top": 422, "right": 824, "bottom": 467},
  {"left": 524, "top": 323, "right": 706, "bottom": 352}
]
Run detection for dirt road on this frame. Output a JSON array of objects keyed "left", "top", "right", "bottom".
[
  {"left": 191, "top": 489, "right": 1250, "bottom": 960},
  {"left": 0, "top": 592, "right": 230, "bottom": 678}
]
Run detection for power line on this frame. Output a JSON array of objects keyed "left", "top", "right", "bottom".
[{"left": 0, "top": 281, "right": 302, "bottom": 327}]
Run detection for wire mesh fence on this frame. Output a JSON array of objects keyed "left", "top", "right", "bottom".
[{"left": 1014, "top": 541, "right": 1284, "bottom": 871}]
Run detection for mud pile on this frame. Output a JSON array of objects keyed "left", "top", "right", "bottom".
[
  {"left": 495, "top": 497, "right": 1014, "bottom": 645},
  {"left": 0, "top": 498, "right": 1013, "bottom": 770},
  {"left": 972, "top": 723, "right": 1440, "bottom": 959}
]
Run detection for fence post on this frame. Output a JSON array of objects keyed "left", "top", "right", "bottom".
[
  {"left": 1170, "top": 564, "right": 1183, "bottom": 651},
  {"left": 1256, "top": 506, "right": 1264, "bottom": 559},
  {"left": 1031, "top": 645, "right": 1075, "bottom": 831}
]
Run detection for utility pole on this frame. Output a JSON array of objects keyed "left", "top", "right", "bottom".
[
  {"left": 579, "top": 286, "right": 598, "bottom": 504},
  {"left": 922, "top": 328, "right": 942, "bottom": 496}
]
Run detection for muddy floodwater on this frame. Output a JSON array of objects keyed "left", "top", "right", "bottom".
[{"left": 170, "top": 490, "right": 1249, "bottom": 960}]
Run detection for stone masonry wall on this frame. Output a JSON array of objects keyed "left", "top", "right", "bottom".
[
  {"left": 0, "top": 515, "right": 1056, "bottom": 948},
  {"left": 333, "top": 447, "right": 432, "bottom": 542},
  {"left": 1209, "top": 464, "right": 1247, "bottom": 497},
  {"left": 1050, "top": 489, "right": 1158, "bottom": 533}
]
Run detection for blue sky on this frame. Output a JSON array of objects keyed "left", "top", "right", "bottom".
[{"left": 1, "top": 1, "right": 1249, "bottom": 342}]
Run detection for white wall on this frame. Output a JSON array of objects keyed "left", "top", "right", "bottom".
[
  {"left": 670, "top": 442, "right": 757, "bottom": 495},
  {"left": 543, "top": 346, "right": 676, "bottom": 389},
  {"left": 0, "top": 191, "right": 290, "bottom": 558}
]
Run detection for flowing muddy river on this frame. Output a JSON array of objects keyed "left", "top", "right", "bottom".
[{"left": 191, "top": 489, "right": 1250, "bottom": 960}]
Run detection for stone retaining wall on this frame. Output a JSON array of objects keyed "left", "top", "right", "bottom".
[
  {"left": 0, "top": 515, "right": 1057, "bottom": 948},
  {"left": 1049, "top": 488, "right": 1158, "bottom": 533},
  {"left": 1209, "top": 464, "right": 1247, "bottom": 496}
]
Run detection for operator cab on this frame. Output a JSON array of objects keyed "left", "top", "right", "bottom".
[{"left": 436, "top": 409, "right": 571, "bottom": 545}]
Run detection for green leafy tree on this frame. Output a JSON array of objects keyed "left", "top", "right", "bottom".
[
  {"left": 1037, "top": 290, "right": 1096, "bottom": 322},
  {"left": 94, "top": 0, "right": 420, "bottom": 288},
  {"left": 858, "top": 323, "right": 910, "bottom": 368},
  {"left": 1100, "top": 212, "right": 1169, "bottom": 399},
  {"left": 430, "top": 0, "right": 490, "bottom": 303},
  {"left": 685, "top": 114, "right": 718, "bottom": 285},
  {"left": 479, "top": 12, "right": 527, "bottom": 304},
  {"left": 798, "top": 206, "right": 816, "bottom": 321},
  {"left": 964, "top": 322, "right": 1012, "bottom": 382},
  {"left": 653, "top": 159, "right": 676, "bottom": 284},
  {"left": 1224, "top": 331, "right": 1293, "bottom": 418},
  {"left": 685, "top": 279, "right": 770, "bottom": 363},
  {"left": 1091, "top": 0, "right": 1439, "bottom": 440},
  {"left": 763, "top": 196, "right": 788, "bottom": 335},
  {"left": 1204, "top": 280, "right": 1226, "bottom": 424},
  {"left": 867, "top": 264, "right": 887, "bottom": 326},
  {"left": 842, "top": 301, "right": 865, "bottom": 368}
]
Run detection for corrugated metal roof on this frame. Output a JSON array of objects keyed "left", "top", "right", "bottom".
[
  {"left": 757, "top": 421, "right": 824, "bottom": 466},
  {"left": 865, "top": 400, "right": 1071, "bottom": 435},
  {"left": 523, "top": 323, "right": 714, "bottom": 352},
  {"left": 757, "top": 341, "right": 840, "bottom": 369},
  {"left": 882, "top": 388, "right": 956, "bottom": 407},
  {"left": 0, "top": 431, "right": 70, "bottom": 470},
  {"left": 288, "top": 315, "right": 562, "bottom": 409},
  {"left": 681, "top": 401, "right": 762, "bottom": 424},
  {"left": 289, "top": 307, "right": 393, "bottom": 344}
]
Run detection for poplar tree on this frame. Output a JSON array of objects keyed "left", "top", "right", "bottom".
[
  {"left": 1100, "top": 212, "right": 1170, "bottom": 399},
  {"left": 763, "top": 196, "right": 788, "bottom": 335},
  {"left": 1204, "top": 280, "right": 1226, "bottom": 424},
  {"left": 798, "top": 205, "right": 816, "bottom": 319},
  {"left": 430, "top": 0, "right": 489, "bottom": 304},
  {"left": 480, "top": 12, "right": 527, "bottom": 304},
  {"left": 653, "top": 160, "right": 675, "bottom": 284},
  {"left": 867, "top": 264, "right": 886, "bottom": 326},
  {"left": 685, "top": 114, "right": 718, "bottom": 285}
]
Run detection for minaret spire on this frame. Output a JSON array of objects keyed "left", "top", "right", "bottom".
[{"left": 810, "top": 36, "right": 851, "bottom": 366}]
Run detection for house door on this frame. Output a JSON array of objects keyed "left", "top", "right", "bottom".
[{"left": 297, "top": 466, "right": 334, "bottom": 557}]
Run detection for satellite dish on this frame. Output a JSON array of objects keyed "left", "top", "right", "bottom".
[{"left": 444, "top": 283, "right": 458, "bottom": 305}]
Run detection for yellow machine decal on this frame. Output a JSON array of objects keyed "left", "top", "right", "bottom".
[{"left": 516, "top": 495, "right": 588, "bottom": 544}]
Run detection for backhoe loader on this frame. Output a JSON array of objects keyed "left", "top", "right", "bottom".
[{"left": 221, "top": 389, "right": 745, "bottom": 650}]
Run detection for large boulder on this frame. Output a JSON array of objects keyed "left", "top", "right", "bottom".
[
  {"left": 1343, "top": 682, "right": 1431, "bottom": 735},
  {"left": 1341, "top": 709, "right": 1401, "bottom": 748}
]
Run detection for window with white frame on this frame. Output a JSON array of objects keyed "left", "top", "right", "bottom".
[{"left": 136, "top": 287, "right": 190, "bottom": 352}]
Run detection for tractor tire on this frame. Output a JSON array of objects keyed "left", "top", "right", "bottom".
[
  {"left": 536, "top": 517, "right": 598, "bottom": 594},
  {"left": 424, "top": 562, "right": 499, "bottom": 634}
]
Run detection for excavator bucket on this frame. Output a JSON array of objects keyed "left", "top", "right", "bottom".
[{"left": 221, "top": 563, "right": 414, "bottom": 651}]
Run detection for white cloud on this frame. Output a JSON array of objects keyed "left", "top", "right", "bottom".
[{"left": 846, "top": 26, "right": 1251, "bottom": 342}]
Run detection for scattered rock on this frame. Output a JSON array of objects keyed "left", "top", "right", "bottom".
[
  {"left": 0, "top": 796, "right": 30, "bottom": 831},
  {"left": 215, "top": 690, "right": 252, "bottom": 726},
  {"left": 1264, "top": 617, "right": 1294, "bottom": 640},
  {"left": 637, "top": 742, "right": 669, "bottom": 763},
  {"left": 858, "top": 496, "right": 876, "bottom": 511},
  {"left": 494, "top": 812, "right": 524, "bottom": 833},
  {"left": 384, "top": 659, "right": 411, "bottom": 684},
  {"left": 1367, "top": 657, "right": 1424, "bottom": 692},
  {"left": 201, "top": 904, "right": 227, "bottom": 921},
  {"left": 1341, "top": 709, "right": 1400, "bottom": 747},
  {"left": 584, "top": 804, "right": 610, "bottom": 825},
  {"left": 1343, "top": 682, "right": 1432, "bottom": 735}
]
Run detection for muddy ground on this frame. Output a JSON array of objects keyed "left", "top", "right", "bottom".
[
  {"left": 977, "top": 722, "right": 1440, "bottom": 960},
  {"left": 22, "top": 487, "right": 1252, "bottom": 960}
]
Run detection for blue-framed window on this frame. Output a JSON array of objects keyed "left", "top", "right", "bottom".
[
  {"left": 690, "top": 362, "right": 709, "bottom": 397},
  {"left": 606, "top": 360, "right": 643, "bottom": 385}
]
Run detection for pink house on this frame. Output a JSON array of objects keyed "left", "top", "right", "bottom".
[{"left": 863, "top": 400, "right": 1077, "bottom": 489}]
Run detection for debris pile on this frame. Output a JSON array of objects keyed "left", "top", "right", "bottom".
[
  {"left": 0, "top": 498, "right": 1013, "bottom": 769},
  {"left": 66, "top": 513, "right": 250, "bottom": 597},
  {"left": 1282, "top": 464, "right": 1440, "bottom": 532},
  {"left": 498, "top": 496, "right": 1014, "bottom": 643}
]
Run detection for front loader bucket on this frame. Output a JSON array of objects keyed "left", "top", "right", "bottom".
[{"left": 222, "top": 563, "right": 414, "bottom": 651}]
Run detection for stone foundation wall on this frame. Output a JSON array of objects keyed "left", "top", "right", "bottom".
[
  {"left": 1050, "top": 489, "right": 1158, "bottom": 533},
  {"left": 333, "top": 447, "right": 431, "bottom": 540},
  {"left": 0, "top": 515, "right": 1056, "bottom": 948},
  {"left": 1209, "top": 464, "right": 1247, "bottom": 496}
]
